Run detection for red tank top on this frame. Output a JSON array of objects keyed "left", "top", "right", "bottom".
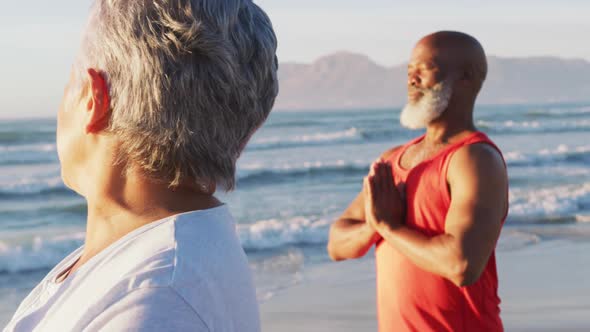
[{"left": 376, "top": 131, "right": 506, "bottom": 332}]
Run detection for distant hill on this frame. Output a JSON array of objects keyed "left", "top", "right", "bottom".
[{"left": 275, "top": 52, "right": 590, "bottom": 110}]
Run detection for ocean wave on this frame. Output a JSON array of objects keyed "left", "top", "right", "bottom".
[
  {"left": 477, "top": 119, "right": 590, "bottom": 134},
  {"left": 0, "top": 143, "right": 58, "bottom": 166},
  {"left": 239, "top": 217, "right": 331, "bottom": 251},
  {"left": 0, "top": 143, "right": 56, "bottom": 153},
  {"left": 3, "top": 194, "right": 590, "bottom": 274},
  {"left": 504, "top": 144, "right": 590, "bottom": 167},
  {"left": 264, "top": 119, "right": 326, "bottom": 129},
  {"left": 0, "top": 216, "right": 330, "bottom": 274},
  {"left": 247, "top": 128, "right": 363, "bottom": 151},
  {"left": 0, "top": 160, "right": 369, "bottom": 196},
  {"left": 237, "top": 160, "right": 368, "bottom": 186},
  {"left": 0, "top": 173, "right": 69, "bottom": 197},
  {"left": 237, "top": 145, "right": 590, "bottom": 187},
  {"left": 0, "top": 232, "right": 85, "bottom": 274},
  {"left": 0, "top": 130, "right": 56, "bottom": 145},
  {"left": 524, "top": 106, "right": 590, "bottom": 118},
  {"left": 246, "top": 126, "right": 404, "bottom": 151},
  {"left": 496, "top": 230, "right": 541, "bottom": 252},
  {"left": 508, "top": 182, "right": 590, "bottom": 223},
  {"left": 2, "top": 143, "right": 588, "bottom": 197}
]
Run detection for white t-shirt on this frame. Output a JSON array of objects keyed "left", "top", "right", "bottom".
[{"left": 4, "top": 205, "right": 260, "bottom": 332}]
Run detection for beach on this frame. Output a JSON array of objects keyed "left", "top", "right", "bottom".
[
  {"left": 1, "top": 104, "right": 590, "bottom": 329},
  {"left": 261, "top": 227, "right": 590, "bottom": 331}
]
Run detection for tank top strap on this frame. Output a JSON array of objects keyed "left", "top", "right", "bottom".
[
  {"left": 388, "top": 134, "right": 425, "bottom": 177},
  {"left": 440, "top": 131, "right": 505, "bottom": 172},
  {"left": 439, "top": 131, "right": 507, "bottom": 207}
]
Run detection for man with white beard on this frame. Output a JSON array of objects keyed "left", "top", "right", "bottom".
[{"left": 327, "top": 31, "right": 509, "bottom": 332}]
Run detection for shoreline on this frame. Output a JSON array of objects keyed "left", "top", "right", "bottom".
[
  {"left": 261, "top": 238, "right": 590, "bottom": 331},
  {"left": 1, "top": 231, "right": 589, "bottom": 330}
]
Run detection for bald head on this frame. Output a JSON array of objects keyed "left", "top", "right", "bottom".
[
  {"left": 414, "top": 31, "right": 488, "bottom": 88},
  {"left": 402, "top": 32, "right": 487, "bottom": 129}
]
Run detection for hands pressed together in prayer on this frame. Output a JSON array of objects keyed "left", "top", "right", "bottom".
[{"left": 364, "top": 159, "right": 405, "bottom": 235}]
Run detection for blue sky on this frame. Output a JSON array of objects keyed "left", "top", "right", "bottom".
[{"left": 0, "top": 0, "right": 588, "bottom": 118}]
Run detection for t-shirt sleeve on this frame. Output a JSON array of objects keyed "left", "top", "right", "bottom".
[{"left": 82, "top": 287, "right": 210, "bottom": 332}]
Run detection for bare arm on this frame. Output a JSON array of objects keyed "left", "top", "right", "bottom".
[
  {"left": 327, "top": 147, "right": 401, "bottom": 261},
  {"left": 327, "top": 192, "right": 380, "bottom": 261},
  {"left": 367, "top": 143, "right": 508, "bottom": 286}
]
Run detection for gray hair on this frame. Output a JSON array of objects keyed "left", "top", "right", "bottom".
[{"left": 75, "top": 0, "right": 278, "bottom": 190}]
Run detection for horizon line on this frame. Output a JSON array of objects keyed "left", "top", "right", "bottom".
[
  {"left": 280, "top": 51, "right": 590, "bottom": 68},
  {"left": 2, "top": 101, "right": 589, "bottom": 121}
]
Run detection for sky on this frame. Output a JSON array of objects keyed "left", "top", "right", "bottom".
[{"left": 0, "top": 0, "right": 588, "bottom": 118}]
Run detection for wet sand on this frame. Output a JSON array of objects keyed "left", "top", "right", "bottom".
[{"left": 261, "top": 238, "right": 590, "bottom": 331}]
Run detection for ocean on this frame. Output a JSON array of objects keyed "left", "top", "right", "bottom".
[{"left": 1, "top": 103, "right": 590, "bottom": 324}]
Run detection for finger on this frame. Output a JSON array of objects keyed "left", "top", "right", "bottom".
[
  {"left": 363, "top": 177, "right": 373, "bottom": 224},
  {"left": 379, "top": 162, "right": 391, "bottom": 193},
  {"left": 389, "top": 163, "right": 398, "bottom": 197},
  {"left": 369, "top": 176, "right": 383, "bottom": 205},
  {"left": 383, "top": 162, "right": 395, "bottom": 194},
  {"left": 372, "top": 162, "right": 382, "bottom": 193},
  {"left": 363, "top": 176, "right": 371, "bottom": 201},
  {"left": 369, "top": 162, "right": 377, "bottom": 177},
  {"left": 372, "top": 163, "right": 383, "bottom": 193},
  {"left": 373, "top": 161, "right": 380, "bottom": 174},
  {"left": 369, "top": 175, "right": 379, "bottom": 203}
]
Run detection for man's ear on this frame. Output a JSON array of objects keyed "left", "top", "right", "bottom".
[
  {"left": 85, "top": 68, "right": 111, "bottom": 134},
  {"left": 461, "top": 68, "right": 474, "bottom": 82}
]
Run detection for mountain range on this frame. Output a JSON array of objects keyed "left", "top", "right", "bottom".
[{"left": 275, "top": 52, "right": 590, "bottom": 110}]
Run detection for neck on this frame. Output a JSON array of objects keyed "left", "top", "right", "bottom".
[
  {"left": 80, "top": 160, "right": 221, "bottom": 263},
  {"left": 424, "top": 99, "right": 476, "bottom": 145}
]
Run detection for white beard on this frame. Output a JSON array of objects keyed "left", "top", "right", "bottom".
[{"left": 400, "top": 80, "right": 453, "bottom": 129}]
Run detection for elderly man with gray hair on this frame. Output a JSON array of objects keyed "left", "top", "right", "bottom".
[{"left": 4, "top": 1, "right": 278, "bottom": 331}]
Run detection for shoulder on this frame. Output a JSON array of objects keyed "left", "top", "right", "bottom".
[
  {"left": 448, "top": 142, "right": 507, "bottom": 185},
  {"left": 173, "top": 206, "right": 247, "bottom": 271},
  {"left": 85, "top": 287, "right": 210, "bottom": 331},
  {"left": 452, "top": 142, "right": 505, "bottom": 170},
  {"left": 171, "top": 206, "right": 260, "bottom": 322}
]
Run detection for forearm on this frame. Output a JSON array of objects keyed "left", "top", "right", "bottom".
[
  {"left": 377, "top": 225, "right": 469, "bottom": 286},
  {"left": 327, "top": 219, "right": 380, "bottom": 261}
]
